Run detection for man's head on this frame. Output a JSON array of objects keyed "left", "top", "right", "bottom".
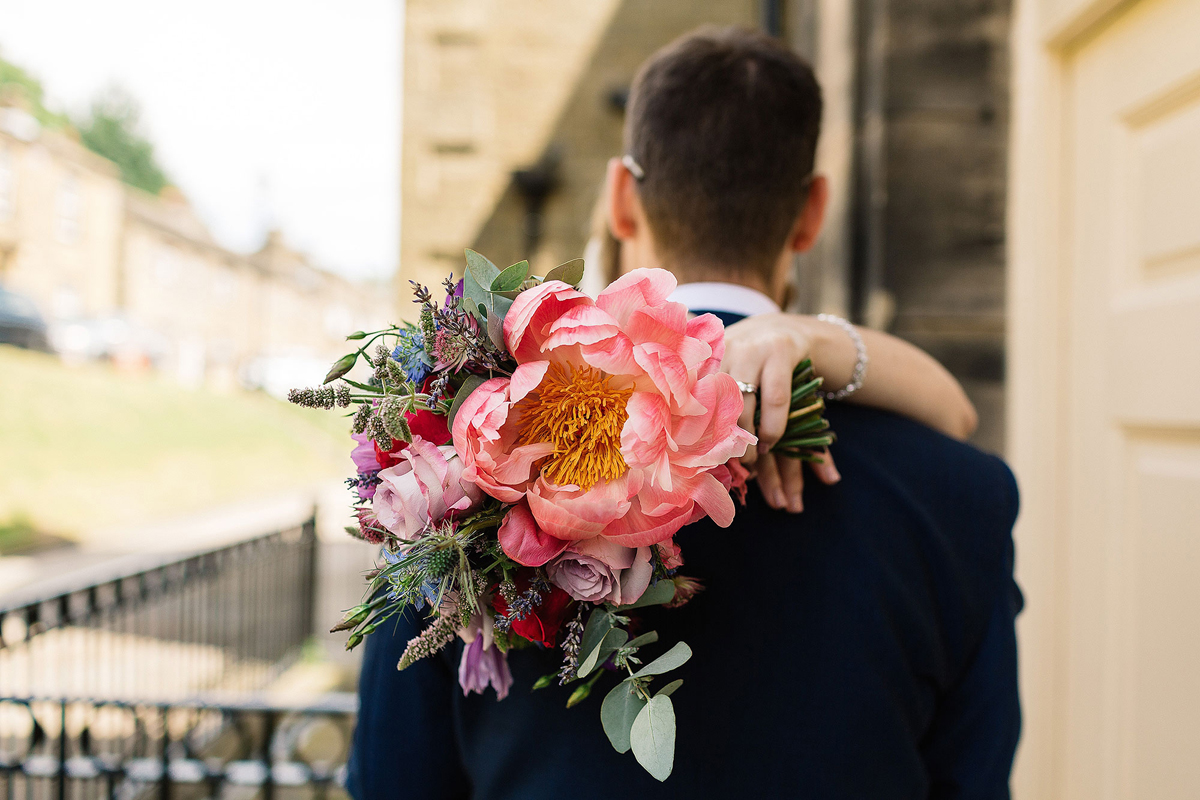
[{"left": 606, "top": 26, "right": 826, "bottom": 301}]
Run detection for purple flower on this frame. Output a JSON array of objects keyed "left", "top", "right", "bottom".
[
  {"left": 446, "top": 278, "right": 464, "bottom": 305},
  {"left": 458, "top": 635, "right": 512, "bottom": 700},
  {"left": 546, "top": 538, "right": 653, "bottom": 606},
  {"left": 351, "top": 433, "right": 380, "bottom": 500},
  {"left": 351, "top": 433, "right": 379, "bottom": 473}
]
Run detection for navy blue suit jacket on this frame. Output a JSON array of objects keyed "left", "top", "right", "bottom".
[{"left": 346, "top": 403, "right": 1022, "bottom": 799}]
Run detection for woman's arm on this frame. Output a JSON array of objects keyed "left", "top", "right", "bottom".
[{"left": 723, "top": 312, "right": 977, "bottom": 443}]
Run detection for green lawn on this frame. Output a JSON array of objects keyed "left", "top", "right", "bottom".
[{"left": 0, "top": 345, "right": 352, "bottom": 541}]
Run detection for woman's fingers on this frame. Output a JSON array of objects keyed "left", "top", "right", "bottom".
[
  {"left": 778, "top": 454, "right": 805, "bottom": 512},
  {"left": 810, "top": 448, "right": 841, "bottom": 485},
  {"left": 755, "top": 350, "right": 798, "bottom": 454},
  {"left": 729, "top": 362, "right": 763, "bottom": 466},
  {"left": 754, "top": 451, "right": 787, "bottom": 510}
]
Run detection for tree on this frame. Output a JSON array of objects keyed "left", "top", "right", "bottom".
[
  {"left": 78, "top": 88, "right": 169, "bottom": 195},
  {"left": 0, "top": 54, "right": 71, "bottom": 129}
]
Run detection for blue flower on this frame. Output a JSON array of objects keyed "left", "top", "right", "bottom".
[
  {"left": 382, "top": 548, "right": 440, "bottom": 610},
  {"left": 392, "top": 328, "right": 434, "bottom": 384}
]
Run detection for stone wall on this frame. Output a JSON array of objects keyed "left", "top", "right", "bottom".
[{"left": 878, "top": 0, "right": 1011, "bottom": 452}]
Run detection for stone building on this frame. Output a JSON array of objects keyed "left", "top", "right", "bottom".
[
  {"left": 398, "top": 0, "right": 1010, "bottom": 453},
  {"left": 0, "top": 105, "right": 125, "bottom": 321},
  {"left": 0, "top": 97, "right": 391, "bottom": 391}
]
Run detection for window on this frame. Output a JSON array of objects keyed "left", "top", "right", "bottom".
[{"left": 55, "top": 174, "right": 81, "bottom": 244}]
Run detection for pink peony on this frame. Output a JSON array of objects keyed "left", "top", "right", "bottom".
[
  {"left": 546, "top": 536, "right": 653, "bottom": 606},
  {"left": 372, "top": 436, "right": 483, "bottom": 540},
  {"left": 453, "top": 269, "right": 755, "bottom": 556}
]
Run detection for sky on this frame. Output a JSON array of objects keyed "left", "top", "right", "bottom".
[{"left": 0, "top": 0, "right": 402, "bottom": 280}]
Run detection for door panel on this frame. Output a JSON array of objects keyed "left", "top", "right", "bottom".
[{"left": 1064, "top": 0, "right": 1200, "bottom": 796}]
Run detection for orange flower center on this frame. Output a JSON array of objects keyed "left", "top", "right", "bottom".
[{"left": 516, "top": 362, "right": 632, "bottom": 490}]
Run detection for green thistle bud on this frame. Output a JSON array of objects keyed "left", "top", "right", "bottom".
[
  {"left": 531, "top": 673, "right": 557, "bottom": 691},
  {"left": 424, "top": 548, "right": 456, "bottom": 577}
]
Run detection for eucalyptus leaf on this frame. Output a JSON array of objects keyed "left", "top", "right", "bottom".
[
  {"left": 578, "top": 627, "right": 628, "bottom": 678},
  {"left": 601, "top": 681, "right": 647, "bottom": 754},
  {"left": 447, "top": 374, "right": 487, "bottom": 431},
  {"left": 624, "top": 631, "right": 659, "bottom": 650},
  {"left": 630, "top": 641, "right": 692, "bottom": 679},
  {"left": 656, "top": 679, "right": 683, "bottom": 697},
  {"left": 630, "top": 694, "right": 676, "bottom": 781},
  {"left": 491, "top": 293, "right": 514, "bottom": 324},
  {"left": 543, "top": 258, "right": 585, "bottom": 287},
  {"left": 486, "top": 311, "right": 506, "bottom": 350},
  {"left": 491, "top": 260, "right": 529, "bottom": 292},
  {"left": 464, "top": 249, "right": 500, "bottom": 322},
  {"left": 615, "top": 579, "right": 676, "bottom": 610}
]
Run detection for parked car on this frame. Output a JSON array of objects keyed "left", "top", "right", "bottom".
[{"left": 0, "top": 287, "right": 50, "bottom": 351}]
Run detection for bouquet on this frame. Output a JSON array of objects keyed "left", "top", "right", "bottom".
[{"left": 290, "top": 251, "right": 834, "bottom": 781}]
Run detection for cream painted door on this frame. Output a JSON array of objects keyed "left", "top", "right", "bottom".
[{"left": 1013, "top": 0, "right": 1200, "bottom": 797}]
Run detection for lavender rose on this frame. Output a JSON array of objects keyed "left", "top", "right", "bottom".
[{"left": 546, "top": 537, "right": 653, "bottom": 606}]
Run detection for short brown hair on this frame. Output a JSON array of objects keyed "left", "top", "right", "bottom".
[{"left": 624, "top": 26, "right": 822, "bottom": 281}]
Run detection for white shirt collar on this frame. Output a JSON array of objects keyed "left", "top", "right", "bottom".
[{"left": 667, "top": 281, "right": 781, "bottom": 318}]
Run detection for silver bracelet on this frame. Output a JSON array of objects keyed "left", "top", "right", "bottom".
[{"left": 817, "top": 313, "right": 868, "bottom": 401}]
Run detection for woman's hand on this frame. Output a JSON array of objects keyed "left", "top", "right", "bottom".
[
  {"left": 721, "top": 314, "right": 841, "bottom": 513},
  {"left": 721, "top": 311, "right": 979, "bottom": 513}
]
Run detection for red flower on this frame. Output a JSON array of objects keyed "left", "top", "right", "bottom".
[
  {"left": 374, "top": 438, "right": 405, "bottom": 469},
  {"left": 494, "top": 583, "right": 574, "bottom": 647},
  {"left": 408, "top": 407, "right": 451, "bottom": 445}
]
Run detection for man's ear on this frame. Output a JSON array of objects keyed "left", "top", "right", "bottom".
[
  {"left": 606, "top": 156, "right": 640, "bottom": 240},
  {"left": 787, "top": 175, "right": 828, "bottom": 253}
]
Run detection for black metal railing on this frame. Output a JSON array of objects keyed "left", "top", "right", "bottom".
[
  {"left": 0, "top": 515, "right": 356, "bottom": 797},
  {"left": 0, "top": 517, "right": 319, "bottom": 701},
  {"left": 0, "top": 694, "right": 355, "bottom": 800}
]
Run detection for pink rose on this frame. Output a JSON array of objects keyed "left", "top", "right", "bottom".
[
  {"left": 372, "top": 436, "right": 482, "bottom": 540},
  {"left": 452, "top": 269, "right": 756, "bottom": 551},
  {"left": 546, "top": 536, "right": 653, "bottom": 606}
]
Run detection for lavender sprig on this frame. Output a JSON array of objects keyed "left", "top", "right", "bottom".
[{"left": 558, "top": 604, "right": 586, "bottom": 684}]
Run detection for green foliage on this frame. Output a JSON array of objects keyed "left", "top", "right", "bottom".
[
  {"left": 601, "top": 681, "right": 646, "bottom": 753},
  {"left": 761, "top": 358, "right": 837, "bottom": 460},
  {"left": 616, "top": 578, "right": 676, "bottom": 610},
  {"left": 630, "top": 642, "right": 692, "bottom": 679},
  {"left": 77, "top": 88, "right": 170, "bottom": 195},
  {"left": 543, "top": 258, "right": 585, "bottom": 287},
  {"left": 490, "top": 260, "right": 529, "bottom": 292},
  {"left": 0, "top": 54, "right": 71, "bottom": 129},
  {"left": 630, "top": 695, "right": 677, "bottom": 781}
]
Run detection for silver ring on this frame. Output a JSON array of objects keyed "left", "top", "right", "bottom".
[{"left": 735, "top": 380, "right": 758, "bottom": 394}]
